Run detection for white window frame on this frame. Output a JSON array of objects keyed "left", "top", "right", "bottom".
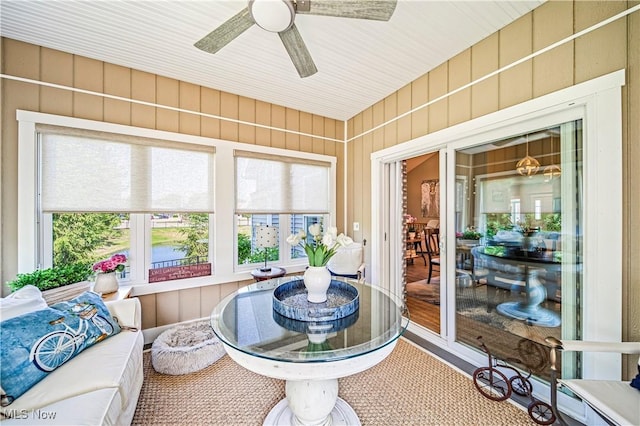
[
  {"left": 17, "top": 111, "right": 337, "bottom": 295},
  {"left": 370, "top": 70, "right": 624, "bottom": 422}
]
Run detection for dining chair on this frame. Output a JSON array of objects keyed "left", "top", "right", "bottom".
[{"left": 424, "top": 228, "right": 440, "bottom": 283}]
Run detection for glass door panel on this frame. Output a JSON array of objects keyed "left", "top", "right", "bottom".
[{"left": 454, "top": 121, "right": 583, "bottom": 382}]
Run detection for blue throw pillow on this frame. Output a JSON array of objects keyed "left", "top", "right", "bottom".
[
  {"left": 0, "top": 291, "right": 120, "bottom": 406},
  {"left": 631, "top": 362, "right": 640, "bottom": 391}
]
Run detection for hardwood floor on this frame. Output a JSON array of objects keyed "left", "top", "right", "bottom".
[
  {"left": 404, "top": 261, "right": 440, "bottom": 332},
  {"left": 403, "top": 259, "right": 559, "bottom": 381}
]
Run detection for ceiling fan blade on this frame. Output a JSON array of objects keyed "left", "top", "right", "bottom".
[
  {"left": 194, "top": 7, "right": 255, "bottom": 54},
  {"left": 296, "top": 0, "right": 397, "bottom": 21},
  {"left": 278, "top": 24, "right": 317, "bottom": 78}
]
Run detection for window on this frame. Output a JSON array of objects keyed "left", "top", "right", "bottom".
[
  {"left": 236, "top": 214, "right": 280, "bottom": 266},
  {"left": 37, "top": 126, "right": 215, "bottom": 282},
  {"left": 17, "top": 111, "right": 337, "bottom": 285},
  {"left": 234, "top": 151, "right": 331, "bottom": 269}
]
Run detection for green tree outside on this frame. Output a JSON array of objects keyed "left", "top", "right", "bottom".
[
  {"left": 53, "top": 213, "right": 123, "bottom": 266},
  {"left": 178, "top": 213, "right": 209, "bottom": 260}
]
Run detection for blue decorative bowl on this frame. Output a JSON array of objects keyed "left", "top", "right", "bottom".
[
  {"left": 273, "top": 310, "right": 359, "bottom": 334},
  {"left": 272, "top": 279, "right": 359, "bottom": 322}
]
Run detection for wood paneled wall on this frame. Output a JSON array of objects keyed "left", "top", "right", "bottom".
[
  {"left": 346, "top": 1, "right": 640, "bottom": 374},
  {"left": 0, "top": 38, "right": 343, "bottom": 329}
]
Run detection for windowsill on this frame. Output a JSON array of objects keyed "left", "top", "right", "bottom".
[{"left": 129, "top": 263, "right": 308, "bottom": 297}]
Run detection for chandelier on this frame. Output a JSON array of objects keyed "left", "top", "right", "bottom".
[{"left": 516, "top": 135, "right": 540, "bottom": 177}]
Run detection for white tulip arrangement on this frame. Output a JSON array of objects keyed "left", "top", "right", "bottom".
[{"left": 287, "top": 224, "right": 353, "bottom": 267}]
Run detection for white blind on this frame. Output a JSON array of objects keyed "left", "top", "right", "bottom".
[
  {"left": 40, "top": 129, "right": 215, "bottom": 213},
  {"left": 235, "top": 151, "right": 330, "bottom": 214}
]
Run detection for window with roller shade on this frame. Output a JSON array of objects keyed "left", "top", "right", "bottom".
[
  {"left": 38, "top": 126, "right": 214, "bottom": 281},
  {"left": 234, "top": 151, "right": 329, "bottom": 267}
]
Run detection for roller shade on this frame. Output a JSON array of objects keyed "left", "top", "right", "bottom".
[
  {"left": 39, "top": 127, "right": 215, "bottom": 213},
  {"left": 235, "top": 150, "right": 330, "bottom": 214}
]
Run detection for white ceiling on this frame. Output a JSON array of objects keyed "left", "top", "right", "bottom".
[{"left": 0, "top": 0, "right": 544, "bottom": 121}]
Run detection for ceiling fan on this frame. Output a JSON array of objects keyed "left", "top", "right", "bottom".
[{"left": 194, "top": 0, "right": 397, "bottom": 78}]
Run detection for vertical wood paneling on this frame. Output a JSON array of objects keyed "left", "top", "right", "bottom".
[
  {"left": 312, "top": 115, "right": 324, "bottom": 154},
  {"left": 285, "top": 108, "right": 300, "bottom": 151},
  {"left": 139, "top": 294, "right": 157, "bottom": 330},
  {"left": 200, "top": 284, "right": 221, "bottom": 318},
  {"left": 353, "top": 140, "right": 364, "bottom": 243},
  {"left": 360, "top": 109, "right": 373, "bottom": 244},
  {"left": 73, "top": 56, "right": 103, "bottom": 121},
  {"left": 178, "top": 287, "right": 201, "bottom": 321},
  {"left": 428, "top": 63, "right": 448, "bottom": 132},
  {"left": 131, "top": 70, "right": 156, "bottom": 129},
  {"left": 411, "top": 74, "right": 429, "bottom": 138},
  {"left": 255, "top": 100, "right": 271, "bottom": 146},
  {"left": 238, "top": 95, "right": 256, "bottom": 143},
  {"left": 323, "top": 120, "right": 336, "bottom": 156},
  {"left": 532, "top": 0, "right": 574, "bottom": 97},
  {"left": 574, "top": 2, "right": 627, "bottom": 84},
  {"left": 179, "top": 81, "right": 201, "bottom": 136},
  {"left": 2, "top": 42, "right": 40, "bottom": 286},
  {"left": 499, "top": 14, "right": 533, "bottom": 109},
  {"left": 352, "top": 115, "right": 363, "bottom": 242},
  {"left": 448, "top": 49, "right": 471, "bottom": 126},
  {"left": 334, "top": 141, "right": 345, "bottom": 233},
  {"left": 103, "top": 63, "right": 131, "bottom": 125},
  {"left": 201, "top": 87, "right": 221, "bottom": 139},
  {"left": 299, "top": 112, "right": 313, "bottom": 152},
  {"left": 2, "top": 40, "right": 41, "bottom": 288},
  {"left": 156, "top": 291, "right": 180, "bottom": 326},
  {"left": 372, "top": 101, "right": 385, "bottom": 152},
  {"left": 271, "top": 104, "right": 286, "bottom": 149},
  {"left": 397, "top": 83, "right": 412, "bottom": 143},
  {"left": 361, "top": 125, "right": 373, "bottom": 265},
  {"left": 220, "top": 282, "right": 241, "bottom": 300},
  {"left": 3, "top": 38, "right": 40, "bottom": 78},
  {"left": 347, "top": 133, "right": 355, "bottom": 239},
  {"left": 156, "top": 76, "right": 179, "bottom": 132},
  {"left": 220, "top": 91, "right": 239, "bottom": 141},
  {"left": 40, "top": 48, "right": 73, "bottom": 116},
  {"left": 471, "top": 33, "right": 499, "bottom": 119},
  {"left": 383, "top": 94, "right": 397, "bottom": 148},
  {"left": 346, "top": 114, "right": 354, "bottom": 140}
]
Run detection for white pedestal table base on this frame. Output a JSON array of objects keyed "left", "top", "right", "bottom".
[{"left": 264, "top": 397, "right": 360, "bottom": 426}]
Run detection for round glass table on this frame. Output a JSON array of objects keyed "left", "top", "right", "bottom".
[{"left": 210, "top": 277, "right": 408, "bottom": 426}]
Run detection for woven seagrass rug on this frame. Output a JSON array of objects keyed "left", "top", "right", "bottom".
[{"left": 132, "top": 338, "right": 535, "bottom": 425}]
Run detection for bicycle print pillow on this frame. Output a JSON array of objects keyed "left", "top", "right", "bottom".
[{"left": 0, "top": 291, "right": 120, "bottom": 406}]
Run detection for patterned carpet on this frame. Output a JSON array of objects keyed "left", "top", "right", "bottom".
[{"left": 132, "top": 338, "right": 536, "bottom": 425}]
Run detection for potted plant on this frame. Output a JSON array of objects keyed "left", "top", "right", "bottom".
[
  {"left": 92, "top": 254, "right": 127, "bottom": 294},
  {"left": 457, "top": 226, "right": 482, "bottom": 246},
  {"left": 7, "top": 263, "right": 93, "bottom": 305}
]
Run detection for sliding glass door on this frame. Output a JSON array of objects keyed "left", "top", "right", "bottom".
[{"left": 453, "top": 121, "right": 583, "bottom": 382}]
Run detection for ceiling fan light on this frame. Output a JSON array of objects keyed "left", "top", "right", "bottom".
[
  {"left": 516, "top": 155, "right": 540, "bottom": 177},
  {"left": 249, "top": 0, "right": 295, "bottom": 33}
]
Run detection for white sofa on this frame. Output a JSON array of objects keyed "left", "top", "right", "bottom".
[{"left": 0, "top": 288, "right": 144, "bottom": 425}]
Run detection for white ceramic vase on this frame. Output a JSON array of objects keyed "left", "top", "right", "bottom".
[
  {"left": 94, "top": 272, "right": 119, "bottom": 294},
  {"left": 303, "top": 266, "right": 331, "bottom": 303}
]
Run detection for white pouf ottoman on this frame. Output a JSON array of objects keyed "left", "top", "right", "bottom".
[{"left": 151, "top": 320, "right": 225, "bottom": 375}]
